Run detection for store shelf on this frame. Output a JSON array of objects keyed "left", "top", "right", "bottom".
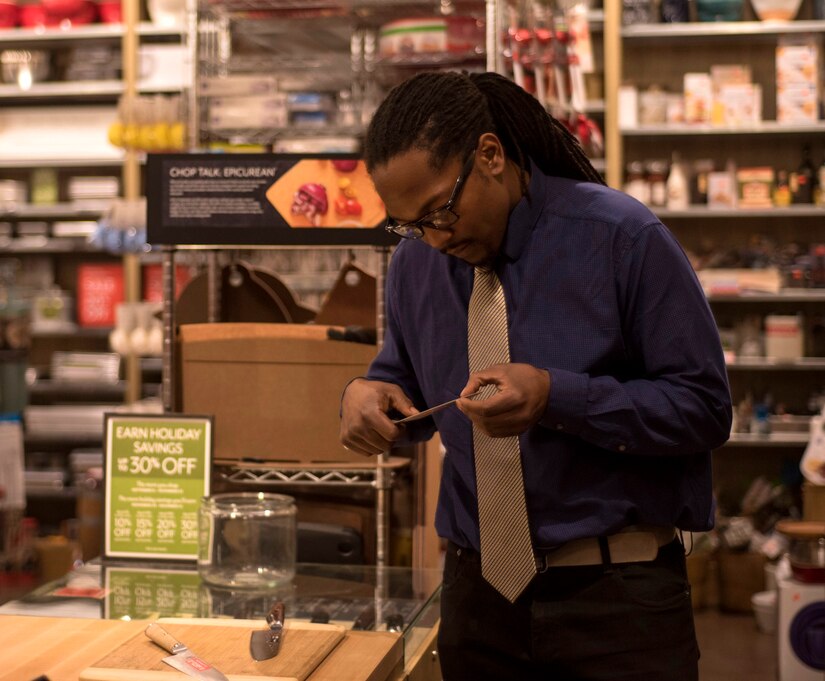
[
  {"left": 707, "top": 290, "right": 825, "bottom": 303},
  {"left": 0, "top": 80, "right": 182, "bottom": 101},
  {"left": 725, "top": 432, "right": 810, "bottom": 447},
  {"left": 28, "top": 379, "right": 126, "bottom": 402},
  {"left": 0, "top": 202, "right": 109, "bottom": 219},
  {"left": 205, "top": 125, "right": 365, "bottom": 145},
  {"left": 0, "top": 238, "right": 105, "bottom": 254},
  {"left": 0, "top": 156, "right": 127, "bottom": 169},
  {"left": 24, "top": 487, "right": 78, "bottom": 500},
  {"left": 621, "top": 122, "right": 825, "bottom": 136},
  {"left": 31, "top": 327, "right": 112, "bottom": 339},
  {"left": 622, "top": 20, "right": 825, "bottom": 39},
  {"left": 656, "top": 206, "right": 825, "bottom": 218},
  {"left": 726, "top": 357, "right": 825, "bottom": 371},
  {"left": 0, "top": 22, "right": 182, "bottom": 46},
  {"left": 24, "top": 433, "right": 103, "bottom": 449}
]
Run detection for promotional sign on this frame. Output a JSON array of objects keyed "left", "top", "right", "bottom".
[
  {"left": 103, "top": 566, "right": 203, "bottom": 620},
  {"left": 103, "top": 413, "right": 212, "bottom": 561},
  {"left": 146, "top": 153, "right": 396, "bottom": 246}
]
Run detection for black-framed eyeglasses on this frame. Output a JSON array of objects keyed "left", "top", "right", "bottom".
[{"left": 384, "top": 151, "right": 476, "bottom": 240}]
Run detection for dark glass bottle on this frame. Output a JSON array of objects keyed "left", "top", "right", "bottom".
[{"left": 792, "top": 145, "right": 816, "bottom": 205}]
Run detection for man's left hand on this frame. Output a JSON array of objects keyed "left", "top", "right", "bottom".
[{"left": 457, "top": 363, "right": 551, "bottom": 437}]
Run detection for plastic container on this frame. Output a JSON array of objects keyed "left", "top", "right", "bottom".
[
  {"left": 198, "top": 493, "right": 296, "bottom": 589},
  {"left": 751, "top": 590, "right": 777, "bottom": 633}
]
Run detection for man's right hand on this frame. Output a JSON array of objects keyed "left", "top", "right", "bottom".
[{"left": 340, "top": 379, "right": 419, "bottom": 456}]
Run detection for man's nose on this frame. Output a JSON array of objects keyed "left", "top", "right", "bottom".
[{"left": 422, "top": 227, "right": 451, "bottom": 250}]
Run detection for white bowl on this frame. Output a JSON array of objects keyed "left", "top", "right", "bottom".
[
  {"left": 751, "top": 590, "right": 777, "bottom": 634},
  {"left": 750, "top": 0, "right": 802, "bottom": 21}
]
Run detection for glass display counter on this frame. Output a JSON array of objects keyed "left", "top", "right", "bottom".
[{"left": 0, "top": 561, "right": 442, "bottom": 674}]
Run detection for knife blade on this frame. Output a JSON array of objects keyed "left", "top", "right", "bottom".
[
  {"left": 392, "top": 390, "right": 482, "bottom": 424},
  {"left": 250, "top": 601, "right": 285, "bottom": 661},
  {"left": 145, "top": 623, "right": 229, "bottom": 681}
]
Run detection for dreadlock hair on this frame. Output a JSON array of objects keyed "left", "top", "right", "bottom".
[{"left": 364, "top": 71, "right": 605, "bottom": 189}]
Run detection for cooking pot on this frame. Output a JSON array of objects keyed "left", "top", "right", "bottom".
[
  {"left": 776, "top": 519, "right": 825, "bottom": 583},
  {"left": 0, "top": 50, "right": 50, "bottom": 88}
]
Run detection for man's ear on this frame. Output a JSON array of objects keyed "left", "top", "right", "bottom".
[{"left": 477, "top": 132, "right": 506, "bottom": 176}]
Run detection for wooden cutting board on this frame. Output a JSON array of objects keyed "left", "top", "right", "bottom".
[
  {"left": 0, "top": 616, "right": 146, "bottom": 681},
  {"left": 81, "top": 618, "right": 345, "bottom": 681}
]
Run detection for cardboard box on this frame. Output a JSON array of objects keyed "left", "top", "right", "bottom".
[{"left": 180, "top": 323, "right": 376, "bottom": 464}]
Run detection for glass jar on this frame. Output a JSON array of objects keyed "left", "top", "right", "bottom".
[
  {"left": 198, "top": 493, "right": 297, "bottom": 589},
  {"left": 777, "top": 520, "right": 825, "bottom": 583}
]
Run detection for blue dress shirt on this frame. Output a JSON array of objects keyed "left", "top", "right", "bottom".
[{"left": 366, "top": 166, "right": 732, "bottom": 552}]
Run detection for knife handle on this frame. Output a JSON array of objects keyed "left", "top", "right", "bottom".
[
  {"left": 145, "top": 623, "right": 184, "bottom": 653},
  {"left": 266, "top": 601, "right": 285, "bottom": 630}
]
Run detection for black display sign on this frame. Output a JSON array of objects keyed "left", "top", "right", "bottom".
[{"left": 146, "top": 153, "right": 397, "bottom": 246}]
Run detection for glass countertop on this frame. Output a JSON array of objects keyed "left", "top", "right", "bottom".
[{"left": 0, "top": 561, "right": 442, "bottom": 665}]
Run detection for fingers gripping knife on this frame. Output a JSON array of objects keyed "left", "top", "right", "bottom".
[
  {"left": 250, "top": 601, "right": 285, "bottom": 661},
  {"left": 145, "top": 623, "right": 230, "bottom": 681}
]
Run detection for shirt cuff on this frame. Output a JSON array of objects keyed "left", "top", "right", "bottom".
[{"left": 539, "top": 368, "right": 588, "bottom": 435}]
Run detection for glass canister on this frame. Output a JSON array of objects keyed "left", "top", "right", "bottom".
[
  {"left": 776, "top": 520, "right": 825, "bottom": 583},
  {"left": 198, "top": 493, "right": 297, "bottom": 589}
]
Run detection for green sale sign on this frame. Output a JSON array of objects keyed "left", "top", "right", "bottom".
[{"left": 104, "top": 414, "right": 212, "bottom": 561}]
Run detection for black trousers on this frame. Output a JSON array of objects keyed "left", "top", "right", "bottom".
[{"left": 438, "top": 538, "right": 699, "bottom": 681}]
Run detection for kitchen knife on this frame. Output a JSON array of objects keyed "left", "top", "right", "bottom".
[
  {"left": 392, "top": 390, "right": 482, "bottom": 424},
  {"left": 250, "top": 601, "right": 285, "bottom": 661},
  {"left": 145, "top": 623, "right": 230, "bottom": 681}
]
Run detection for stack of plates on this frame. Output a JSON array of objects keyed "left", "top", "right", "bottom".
[
  {"left": 24, "top": 405, "right": 110, "bottom": 439},
  {"left": 67, "top": 176, "right": 119, "bottom": 207},
  {"left": 51, "top": 352, "right": 120, "bottom": 383}
]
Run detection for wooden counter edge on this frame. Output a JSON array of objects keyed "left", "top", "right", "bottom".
[{"left": 309, "top": 630, "right": 403, "bottom": 681}]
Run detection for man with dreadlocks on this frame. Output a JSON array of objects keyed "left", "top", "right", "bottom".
[{"left": 340, "top": 71, "right": 731, "bottom": 681}]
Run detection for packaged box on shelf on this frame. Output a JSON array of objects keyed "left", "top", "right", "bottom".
[
  {"left": 208, "top": 111, "right": 288, "bottom": 130},
  {"left": 209, "top": 94, "right": 288, "bottom": 114},
  {"left": 736, "top": 166, "right": 774, "bottom": 208},
  {"left": 707, "top": 171, "right": 737, "bottom": 208},
  {"left": 776, "top": 39, "right": 820, "bottom": 86},
  {"left": 76, "top": 263, "right": 124, "bottom": 328},
  {"left": 716, "top": 83, "right": 762, "bottom": 126},
  {"left": 180, "top": 323, "right": 376, "bottom": 465},
  {"left": 138, "top": 44, "right": 191, "bottom": 90},
  {"left": 777, "top": 83, "right": 820, "bottom": 123},
  {"left": 683, "top": 73, "right": 713, "bottom": 124},
  {"left": 802, "top": 482, "right": 825, "bottom": 521},
  {"left": 200, "top": 75, "right": 279, "bottom": 97},
  {"left": 764, "top": 314, "right": 804, "bottom": 360}
]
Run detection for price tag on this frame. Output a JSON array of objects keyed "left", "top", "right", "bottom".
[{"left": 103, "top": 413, "right": 213, "bottom": 561}]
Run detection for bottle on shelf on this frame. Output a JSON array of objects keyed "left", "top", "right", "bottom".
[
  {"left": 666, "top": 152, "right": 689, "bottom": 210},
  {"left": 816, "top": 153, "right": 825, "bottom": 208},
  {"left": 773, "top": 169, "right": 791, "bottom": 207},
  {"left": 791, "top": 144, "right": 817, "bottom": 205}
]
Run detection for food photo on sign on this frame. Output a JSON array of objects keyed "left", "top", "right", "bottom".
[{"left": 265, "top": 159, "right": 385, "bottom": 228}]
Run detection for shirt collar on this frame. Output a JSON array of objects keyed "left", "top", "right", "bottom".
[{"left": 500, "top": 159, "right": 546, "bottom": 263}]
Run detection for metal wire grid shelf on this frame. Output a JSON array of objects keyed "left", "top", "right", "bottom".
[
  {"left": 219, "top": 466, "right": 390, "bottom": 487},
  {"left": 198, "top": 0, "right": 482, "bottom": 16}
]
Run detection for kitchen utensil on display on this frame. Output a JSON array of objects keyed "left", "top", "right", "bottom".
[
  {"left": 198, "top": 493, "right": 297, "bottom": 589},
  {"left": 392, "top": 390, "right": 482, "bottom": 424},
  {"left": 175, "top": 261, "right": 315, "bottom": 325},
  {"left": 249, "top": 601, "right": 285, "bottom": 661},
  {"left": 145, "top": 623, "right": 230, "bottom": 681},
  {"left": 776, "top": 520, "right": 825, "bottom": 583}
]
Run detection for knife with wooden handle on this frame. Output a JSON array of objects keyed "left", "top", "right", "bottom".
[
  {"left": 249, "top": 601, "right": 285, "bottom": 661},
  {"left": 145, "top": 623, "right": 230, "bottom": 681}
]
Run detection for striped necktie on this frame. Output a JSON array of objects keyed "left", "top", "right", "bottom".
[{"left": 467, "top": 266, "right": 536, "bottom": 603}]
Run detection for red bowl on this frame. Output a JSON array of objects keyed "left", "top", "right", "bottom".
[
  {"left": 97, "top": 0, "right": 119, "bottom": 23},
  {"left": 18, "top": 3, "right": 45, "bottom": 27},
  {"left": 0, "top": 1, "right": 19, "bottom": 27}
]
